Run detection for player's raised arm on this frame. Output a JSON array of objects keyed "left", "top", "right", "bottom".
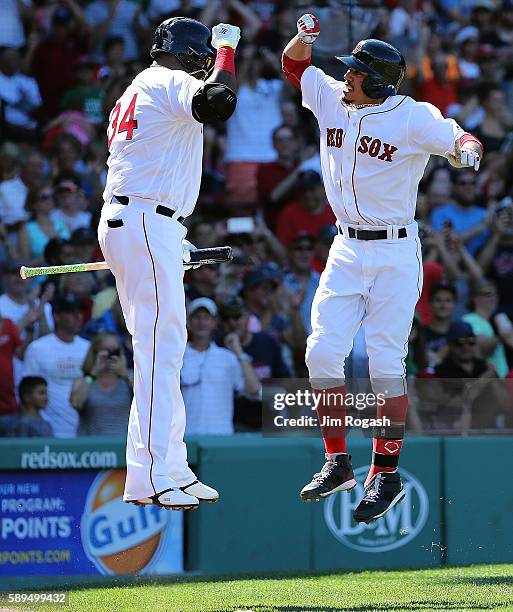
[
  {"left": 281, "top": 14, "right": 319, "bottom": 90},
  {"left": 190, "top": 22, "right": 240, "bottom": 124}
]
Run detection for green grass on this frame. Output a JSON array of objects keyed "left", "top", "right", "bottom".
[{"left": 11, "top": 564, "right": 513, "bottom": 612}]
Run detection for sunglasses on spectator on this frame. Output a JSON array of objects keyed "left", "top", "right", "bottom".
[
  {"left": 39, "top": 192, "right": 54, "bottom": 200},
  {"left": 456, "top": 180, "right": 476, "bottom": 186},
  {"left": 292, "top": 244, "right": 314, "bottom": 252},
  {"left": 454, "top": 337, "right": 476, "bottom": 346}
]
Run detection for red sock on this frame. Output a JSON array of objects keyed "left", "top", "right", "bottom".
[
  {"left": 366, "top": 394, "right": 408, "bottom": 486},
  {"left": 314, "top": 386, "right": 347, "bottom": 454}
]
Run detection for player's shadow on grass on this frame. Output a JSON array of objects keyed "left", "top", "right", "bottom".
[{"left": 439, "top": 575, "right": 513, "bottom": 587}]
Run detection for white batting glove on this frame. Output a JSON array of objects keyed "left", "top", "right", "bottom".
[
  {"left": 297, "top": 13, "right": 320, "bottom": 45},
  {"left": 460, "top": 147, "right": 481, "bottom": 171},
  {"left": 447, "top": 146, "right": 482, "bottom": 171},
  {"left": 211, "top": 23, "right": 241, "bottom": 50},
  {"left": 183, "top": 239, "right": 201, "bottom": 270}
]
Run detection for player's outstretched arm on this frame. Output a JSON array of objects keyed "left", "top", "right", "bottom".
[
  {"left": 282, "top": 14, "right": 319, "bottom": 90},
  {"left": 448, "top": 133, "right": 484, "bottom": 171}
]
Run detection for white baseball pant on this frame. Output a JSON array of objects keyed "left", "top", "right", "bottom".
[
  {"left": 306, "top": 222, "right": 423, "bottom": 397},
  {"left": 98, "top": 197, "right": 196, "bottom": 502}
]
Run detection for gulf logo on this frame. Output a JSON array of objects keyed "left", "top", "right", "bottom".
[{"left": 80, "top": 469, "right": 168, "bottom": 575}]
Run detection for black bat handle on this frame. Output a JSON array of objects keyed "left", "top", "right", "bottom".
[{"left": 189, "top": 246, "right": 233, "bottom": 264}]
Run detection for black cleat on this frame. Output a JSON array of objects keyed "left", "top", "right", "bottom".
[
  {"left": 353, "top": 471, "right": 405, "bottom": 524},
  {"left": 300, "top": 454, "right": 357, "bottom": 501}
]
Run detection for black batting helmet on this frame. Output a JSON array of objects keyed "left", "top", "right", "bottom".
[
  {"left": 336, "top": 39, "right": 406, "bottom": 99},
  {"left": 150, "top": 17, "right": 215, "bottom": 80}
]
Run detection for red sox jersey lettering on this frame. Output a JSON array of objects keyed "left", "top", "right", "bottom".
[
  {"left": 357, "top": 136, "right": 397, "bottom": 162},
  {"left": 326, "top": 127, "right": 344, "bottom": 148}
]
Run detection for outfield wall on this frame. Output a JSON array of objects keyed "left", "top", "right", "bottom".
[{"left": 0, "top": 435, "right": 512, "bottom": 588}]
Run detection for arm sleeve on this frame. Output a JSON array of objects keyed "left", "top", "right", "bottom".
[
  {"left": 165, "top": 71, "right": 204, "bottom": 123},
  {"left": 281, "top": 53, "right": 311, "bottom": 91},
  {"left": 300, "top": 65, "right": 344, "bottom": 119},
  {"left": 407, "top": 102, "right": 465, "bottom": 157}
]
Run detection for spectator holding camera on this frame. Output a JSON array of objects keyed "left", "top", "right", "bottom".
[
  {"left": 478, "top": 198, "right": 513, "bottom": 318},
  {"left": 71, "top": 332, "right": 132, "bottom": 435}
]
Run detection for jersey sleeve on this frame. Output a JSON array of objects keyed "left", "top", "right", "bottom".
[
  {"left": 301, "top": 66, "right": 344, "bottom": 119},
  {"left": 165, "top": 71, "right": 204, "bottom": 123},
  {"left": 407, "top": 102, "right": 465, "bottom": 157}
]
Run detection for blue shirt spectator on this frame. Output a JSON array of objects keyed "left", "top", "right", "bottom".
[{"left": 430, "top": 170, "right": 490, "bottom": 255}]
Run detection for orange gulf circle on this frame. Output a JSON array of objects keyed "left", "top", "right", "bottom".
[{"left": 87, "top": 469, "right": 165, "bottom": 574}]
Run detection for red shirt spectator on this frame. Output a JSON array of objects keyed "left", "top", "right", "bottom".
[
  {"left": 257, "top": 125, "right": 301, "bottom": 230},
  {"left": 0, "top": 317, "right": 22, "bottom": 415},
  {"left": 416, "top": 260, "right": 444, "bottom": 325},
  {"left": 416, "top": 52, "right": 459, "bottom": 116},
  {"left": 276, "top": 171, "right": 335, "bottom": 247},
  {"left": 31, "top": 7, "right": 90, "bottom": 122}
]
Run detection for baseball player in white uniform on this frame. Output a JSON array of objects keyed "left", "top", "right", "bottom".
[
  {"left": 98, "top": 17, "right": 240, "bottom": 509},
  {"left": 282, "top": 15, "right": 483, "bottom": 523}
]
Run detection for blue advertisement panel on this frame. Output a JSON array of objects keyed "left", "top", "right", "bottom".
[{"left": 0, "top": 469, "right": 183, "bottom": 576}]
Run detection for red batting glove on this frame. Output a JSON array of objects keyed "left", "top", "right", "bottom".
[{"left": 297, "top": 13, "right": 320, "bottom": 45}]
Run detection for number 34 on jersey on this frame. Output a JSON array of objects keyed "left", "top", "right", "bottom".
[{"left": 107, "top": 93, "right": 139, "bottom": 150}]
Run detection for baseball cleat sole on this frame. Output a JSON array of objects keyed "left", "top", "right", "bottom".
[{"left": 300, "top": 479, "right": 357, "bottom": 501}]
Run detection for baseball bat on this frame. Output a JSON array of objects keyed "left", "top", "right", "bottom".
[{"left": 20, "top": 246, "right": 233, "bottom": 279}]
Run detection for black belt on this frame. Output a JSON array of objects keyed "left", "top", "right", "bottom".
[
  {"left": 112, "top": 195, "right": 185, "bottom": 224},
  {"left": 341, "top": 226, "right": 407, "bottom": 240}
]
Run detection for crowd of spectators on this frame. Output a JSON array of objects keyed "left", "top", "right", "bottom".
[{"left": 1, "top": 0, "right": 513, "bottom": 439}]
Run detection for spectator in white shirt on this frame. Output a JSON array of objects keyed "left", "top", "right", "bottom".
[
  {"left": 0, "top": 0, "right": 33, "bottom": 49},
  {"left": 0, "top": 47, "right": 41, "bottom": 142},
  {"left": 0, "top": 146, "right": 45, "bottom": 231},
  {"left": 225, "top": 44, "right": 284, "bottom": 205},
  {"left": 181, "top": 298, "right": 260, "bottom": 435},
  {"left": 23, "top": 296, "right": 90, "bottom": 438}
]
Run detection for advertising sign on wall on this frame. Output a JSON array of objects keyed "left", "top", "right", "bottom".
[{"left": 0, "top": 469, "right": 183, "bottom": 576}]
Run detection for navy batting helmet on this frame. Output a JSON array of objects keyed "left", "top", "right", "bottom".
[
  {"left": 336, "top": 39, "right": 406, "bottom": 99},
  {"left": 150, "top": 17, "right": 215, "bottom": 80}
]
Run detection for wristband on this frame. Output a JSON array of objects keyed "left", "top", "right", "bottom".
[{"left": 214, "top": 46, "right": 235, "bottom": 75}]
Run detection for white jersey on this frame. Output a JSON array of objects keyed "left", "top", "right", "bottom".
[
  {"left": 103, "top": 65, "right": 204, "bottom": 218},
  {"left": 301, "top": 66, "right": 464, "bottom": 226}
]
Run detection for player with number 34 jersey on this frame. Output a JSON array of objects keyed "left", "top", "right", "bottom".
[{"left": 98, "top": 17, "right": 240, "bottom": 511}]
